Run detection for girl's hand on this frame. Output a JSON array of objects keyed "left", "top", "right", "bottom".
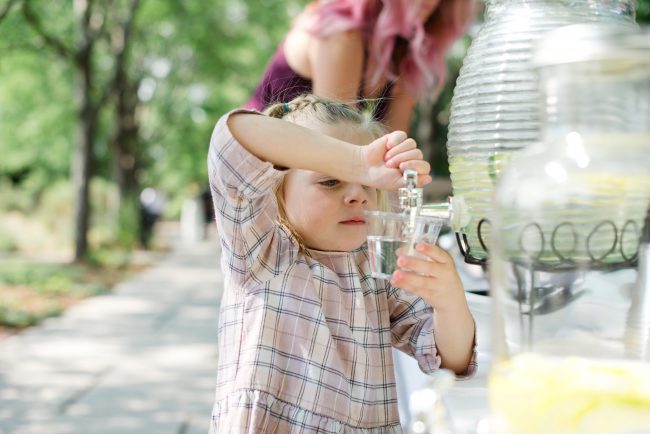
[
  {"left": 360, "top": 131, "right": 432, "bottom": 190},
  {"left": 390, "top": 243, "right": 467, "bottom": 313}
]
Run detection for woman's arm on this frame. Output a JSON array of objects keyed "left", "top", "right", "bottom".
[{"left": 227, "top": 113, "right": 431, "bottom": 190}]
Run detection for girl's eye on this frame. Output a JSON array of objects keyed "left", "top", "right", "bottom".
[{"left": 319, "top": 179, "right": 340, "bottom": 187}]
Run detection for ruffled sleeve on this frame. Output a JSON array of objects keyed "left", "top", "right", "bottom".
[{"left": 387, "top": 283, "right": 478, "bottom": 378}]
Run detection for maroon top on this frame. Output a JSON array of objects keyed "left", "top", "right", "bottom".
[{"left": 244, "top": 41, "right": 394, "bottom": 122}]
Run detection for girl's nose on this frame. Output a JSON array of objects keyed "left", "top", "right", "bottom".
[{"left": 344, "top": 183, "right": 369, "bottom": 205}]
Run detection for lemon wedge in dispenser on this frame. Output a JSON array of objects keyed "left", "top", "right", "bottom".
[{"left": 489, "top": 353, "right": 650, "bottom": 434}]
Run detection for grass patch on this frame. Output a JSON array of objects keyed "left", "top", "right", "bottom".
[{"left": 0, "top": 256, "right": 144, "bottom": 330}]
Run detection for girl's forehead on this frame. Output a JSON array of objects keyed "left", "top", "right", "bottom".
[{"left": 286, "top": 168, "right": 321, "bottom": 181}]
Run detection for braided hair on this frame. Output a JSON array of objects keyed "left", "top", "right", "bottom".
[{"left": 265, "top": 94, "right": 387, "bottom": 139}]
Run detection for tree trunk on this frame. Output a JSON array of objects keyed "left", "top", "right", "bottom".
[
  {"left": 111, "top": 77, "right": 140, "bottom": 203},
  {"left": 72, "top": 37, "right": 95, "bottom": 261},
  {"left": 72, "top": 104, "right": 95, "bottom": 261},
  {"left": 108, "top": 0, "right": 144, "bottom": 247},
  {"left": 109, "top": 69, "right": 142, "bottom": 246}
]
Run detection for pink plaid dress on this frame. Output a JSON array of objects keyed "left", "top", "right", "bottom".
[{"left": 207, "top": 110, "right": 476, "bottom": 433}]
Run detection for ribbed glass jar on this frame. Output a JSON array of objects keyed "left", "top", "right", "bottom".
[{"left": 446, "top": 0, "right": 637, "bottom": 262}]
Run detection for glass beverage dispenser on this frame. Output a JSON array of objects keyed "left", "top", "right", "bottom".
[
  {"left": 446, "top": 0, "right": 636, "bottom": 263},
  {"left": 489, "top": 25, "right": 650, "bottom": 434}
]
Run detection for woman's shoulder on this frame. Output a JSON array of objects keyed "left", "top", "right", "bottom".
[
  {"left": 311, "top": 27, "right": 364, "bottom": 51},
  {"left": 287, "top": 25, "right": 364, "bottom": 63}
]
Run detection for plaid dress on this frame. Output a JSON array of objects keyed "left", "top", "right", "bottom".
[{"left": 207, "top": 110, "right": 476, "bottom": 433}]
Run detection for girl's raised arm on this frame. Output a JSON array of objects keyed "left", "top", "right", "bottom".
[{"left": 226, "top": 113, "right": 431, "bottom": 191}]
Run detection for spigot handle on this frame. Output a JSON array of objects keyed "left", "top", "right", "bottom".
[
  {"left": 399, "top": 169, "right": 423, "bottom": 212},
  {"left": 404, "top": 169, "right": 418, "bottom": 189}
]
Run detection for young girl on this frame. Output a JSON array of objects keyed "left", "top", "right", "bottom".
[{"left": 208, "top": 94, "right": 476, "bottom": 433}]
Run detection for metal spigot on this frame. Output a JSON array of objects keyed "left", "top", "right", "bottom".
[
  {"left": 398, "top": 169, "right": 471, "bottom": 233},
  {"left": 399, "top": 170, "right": 423, "bottom": 247},
  {"left": 420, "top": 196, "right": 471, "bottom": 233},
  {"left": 399, "top": 169, "right": 423, "bottom": 213}
]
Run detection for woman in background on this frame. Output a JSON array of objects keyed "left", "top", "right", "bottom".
[{"left": 244, "top": 0, "right": 476, "bottom": 132}]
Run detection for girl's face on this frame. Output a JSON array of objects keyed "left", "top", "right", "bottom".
[{"left": 282, "top": 122, "right": 379, "bottom": 252}]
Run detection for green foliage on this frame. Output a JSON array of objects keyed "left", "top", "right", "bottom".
[
  {"left": 85, "top": 247, "right": 132, "bottom": 269},
  {"left": 36, "top": 180, "right": 74, "bottom": 235},
  {"left": 0, "top": 264, "right": 79, "bottom": 290},
  {"left": 0, "top": 229, "right": 18, "bottom": 252},
  {"left": 0, "top": 262, "right": 109, "bottom": 327},
  {"left": 0, "top": 51, "right": 74, "bottom": 195},
  {"left": 115, "top": 191, "right": 139, "bottom": 248},
  {"left": 0, "top": 303, "right": 62, "bottom": 328},
  {"left": 133, "top": 0, "right": 306, "bottom": 193},
  {"left": 0, "top": 0, "right": 306, "bottom": 252},
  {"left": 638, "top": 0, "right": 650, "bottom": 22},
  {"left": 0, "top": 179, "right": 35, "bottom": 213}
]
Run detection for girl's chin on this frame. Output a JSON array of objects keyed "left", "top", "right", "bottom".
[{"left": 311, "top": 239, "right": 365, "bottom": 252}]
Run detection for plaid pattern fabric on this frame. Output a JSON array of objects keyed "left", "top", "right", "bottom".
[{"left": 207, "top": 110, "right": 477, "bottom": 433}]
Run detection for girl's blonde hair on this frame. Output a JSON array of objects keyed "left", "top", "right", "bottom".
[{"left": 264, "top": 94, "right": 392, "bottom": 248}]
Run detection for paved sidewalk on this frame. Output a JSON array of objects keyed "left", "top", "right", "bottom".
[{"left": 0, "top": 237, "right": 222, "bottom": 434}]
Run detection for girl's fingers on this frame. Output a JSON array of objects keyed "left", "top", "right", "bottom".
[
  {"left": 396, "top": 244, "right": 451, "bottom": 264},
  {"left": 390, "top": 269, "right": 436, "bottom": 294},
  {"left": 399, "top": 160, "right": 430, "bottom": 174},
  {"left": 383, "top": 131, "right": 408, "bottom": 150},
  {"left": 384, "top": 138, "right": 417, "bottom": 159},
  {"left": 385, "top": 149, "right": 424, "bottom": 168},
  {"left": 412, "top": 243, "right": 452, "bottom": 264},
  {"left": 392, "top": 147, "right": 423, "bottom": 164},
  {"left": 396, "top": 254, "right": 441, "bottom": 277}
]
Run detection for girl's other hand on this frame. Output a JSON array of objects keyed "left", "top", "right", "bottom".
[
  {"left": 390, "top": 243, "right": 467, "bottom": 313},
  {"left": 391, "top": 242, "right": 476, "bottom": 374},
  {"left": 360, "top": 131, "right": 432, "bottom": 190}
]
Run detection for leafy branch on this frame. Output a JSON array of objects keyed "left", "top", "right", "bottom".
[
  {"left": 0, "top": 0, "right": 18, "bottom": 22},
  {"left": 21, "top": 0, "right": 73, "bottom": 60}
]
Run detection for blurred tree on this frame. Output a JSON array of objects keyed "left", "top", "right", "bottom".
[
  {"left": 0, "top": 0, "right": 143, "bottom": 260},
  {"left": 132, "top": 0, "right": 305, "bottom": 196},
  {"left": 0, "top": 1, "right": 74, "bottom": 199},
  {"left": 639, "top": 0, "right": 650, "bottom": 21},
  {"left": 0, "top": 0, "right": 16, "bottom": 20},
  {"left": 0, "top": 0, "right": 304, "bottom": 255}
]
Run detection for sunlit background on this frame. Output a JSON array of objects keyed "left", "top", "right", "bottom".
[{"left": 0, "top": 0, "right": 649, "bottom": 386}]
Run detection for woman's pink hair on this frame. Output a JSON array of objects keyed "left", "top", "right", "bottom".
[{"left": 296, "top": 0, "right": 477, "bottom": 98}]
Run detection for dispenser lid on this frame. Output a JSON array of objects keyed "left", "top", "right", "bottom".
[{"left": 533, "top": 24, "right": 650, "bottom": 68}]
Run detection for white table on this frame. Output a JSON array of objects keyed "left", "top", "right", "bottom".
[{"left": 394, "top": 292, "right": 492, "bottom": 434}]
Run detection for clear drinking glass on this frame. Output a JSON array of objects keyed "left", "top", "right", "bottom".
[
  {"left": 489, "top": 25, "right": 650, "bottom": 434},
  {"left": 364, "top": 210, "right": 444, "bottom": 279}
]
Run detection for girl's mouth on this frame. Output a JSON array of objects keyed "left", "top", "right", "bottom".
[{"left": 340, "top": 218, "right": 366, "bottom": 225}]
